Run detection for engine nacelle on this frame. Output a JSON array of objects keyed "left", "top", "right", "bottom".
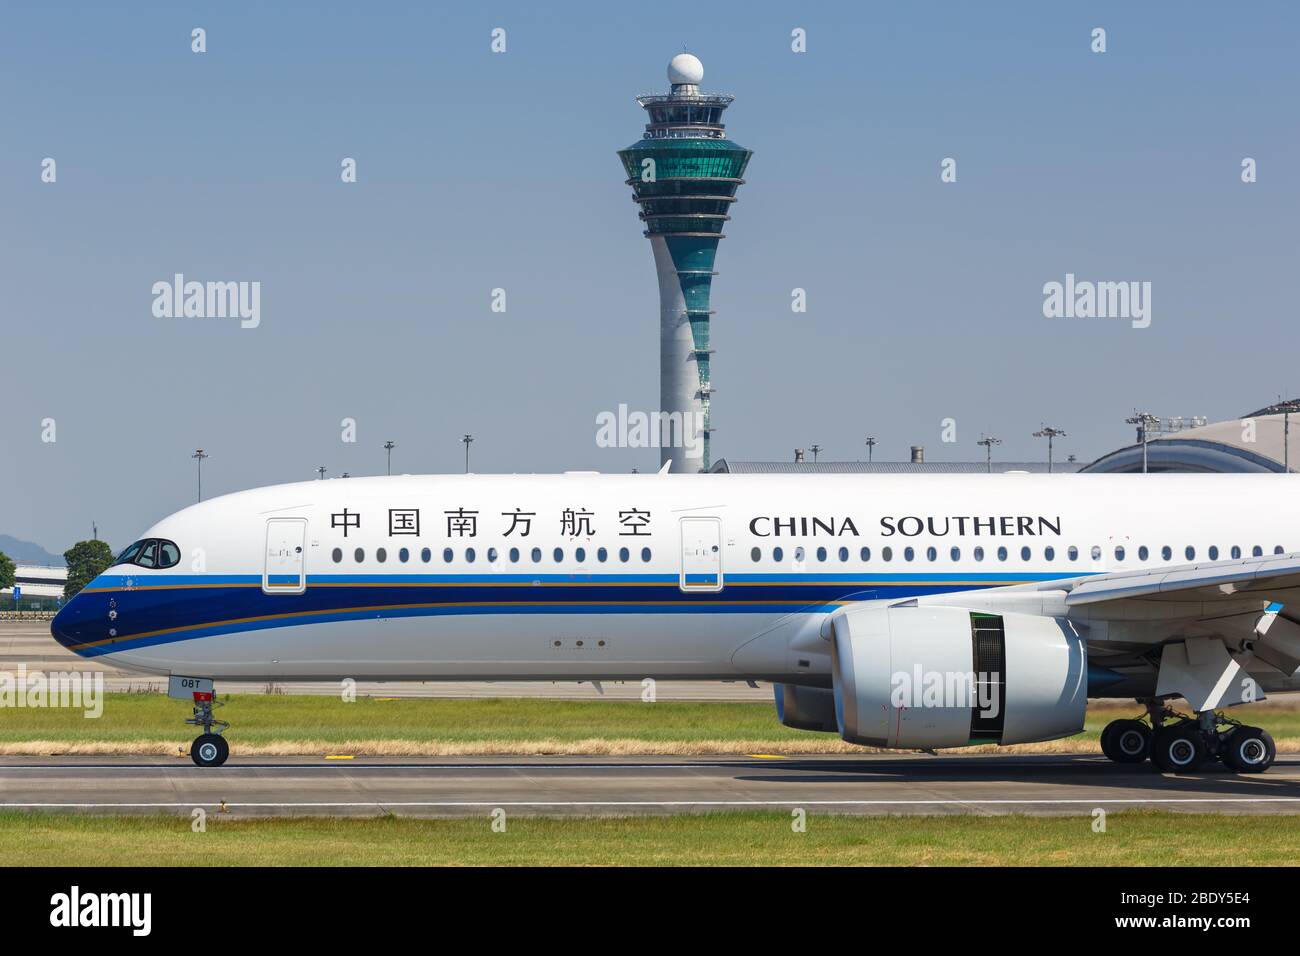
[
  {"left": 773, "top": 683, "right": 838, "bottom": 732},
  {"left": 831, "top": 605, "right": 1086, "bottom": 749}
]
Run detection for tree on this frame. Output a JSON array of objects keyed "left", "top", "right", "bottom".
[
  {"left": 63, "top": 540, "right": 114, "bottom": 599},
  {"left": 0, "top": 551, "right": 15, "bottom": 591}
]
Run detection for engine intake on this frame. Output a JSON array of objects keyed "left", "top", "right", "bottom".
[{"left": 831, "top": 605, "right": 1086, "bottom": 749}]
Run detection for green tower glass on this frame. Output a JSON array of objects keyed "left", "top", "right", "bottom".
[{"left": 618, "top": 54, "right": 752, "bottom": 473}]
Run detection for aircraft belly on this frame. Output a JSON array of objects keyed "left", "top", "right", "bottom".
[{"left": 101, "top": 611, "right": 783, "bottom": 681}]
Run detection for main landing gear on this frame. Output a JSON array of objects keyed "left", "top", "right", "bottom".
[
  {"left": 1100, "top": 699, "right": 1275, "bottom": 774},
  {"left": 187, "top": 694, "right": 230, "bottom": 767}
]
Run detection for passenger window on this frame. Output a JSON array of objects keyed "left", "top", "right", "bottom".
[
  {"left": 1021, "top": 546, "right": 1031, "bottom": 561},
  {"left": 1114, "top": 546, "right": 1125, "bottom": 561},
  {"left": 1137, "top": 546, "right": 1148, "bottom": 561},
  {"left": 1208, "top": 546, "right": 1219, "bottom": 561},
  {"left": 1067, "top": 546, "right": 1078, "bottom": 561},
  {"left": 794, "top": 547, "right": 806, "bottom": 562},
  {"left": 465, "top": 548, "right": 476, "bottom": 562},
  {"left": 882, "top": 547, "right": 892, "bottom": 562},
  {"left": 974, "top": 547, "right": 985, "bottom": 562},
  {"left": 355, "top": 548, "right": 365, "bottom": 562},
  {"left": 443, "top": 548, "right": 454, "bottom": 563},
  {"left": 816, "top": 547, "right": 827, "bottom": 562},
  {"left": 510, "top": 547, "right": 520, "bottom": 563},
  {"left": 619, "top": 547, "right": 630, "bottom": 562},
  {"left": 553, "top": 548, "right": 564, "bottom": 562},
  {"left": 488, "top": 547, "right": 499, "bottom": 562},
  {"left": 1186, "top": 546, "right": 1196, "bottom": 561},
  {"left": 597, "top": 547, "right": 608, "bottom": 562},
  {"left": 575, "top": 547, "right": 585, "bottom": 562},
  {"left": 751, "top": 547, "right": 760, "bottom": 562},
  {"left": 421, "top": 548, "right": 431, "bottom": 562},
  {"left": 951, "top": 546, "right": 961, "bottom": 560},
  {"left": 1044, "top": 546, "right": 1054, "bottom": 561},
  {"left": 641, "top": 547, "right": 651, "bottom": 562},
  {"left": 839, "top": 547, "right": 849, "bottom": 562},
  {"left": 997, "top": 546, "right": 1008, "bottom": 561},
  {"left": 332, "top": 548, "right": 343, "bottom": 563},
  {"left": 926, "top": 547, "right": 937, "bottom": 561},
  {"left": 860, "top": 547, "right": 871, "bottom": 561},
  {"left": 531, "top": 548, "right": 542, "bottom": 563},
  {"left": 376, "top": 548, "right": 387, "bottom": 563},
  {"left": 773, "top": 546, "right": 784, "bottom": 562},
  {"left": 399, "top": 548, "right": 410, "bottom": 563},
  {"left": 1230, "top": 546, "right": 1241, "bottom": 559},
  {"left": 1252, "top": 546, "right": 1263, "bottom": 557},
  {"left": 1161, "top": 546, "right": 1172, "bottom": 561},
  {"left": 1090, "top": 545, "right": 1101, "bottom": 560},
  {"left": 904, "top": 547, "right": 915, "bottom": 562}
]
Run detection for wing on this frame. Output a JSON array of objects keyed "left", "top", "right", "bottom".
[{"left": 1048, "top": 553, "right": 1300, "bottom": 677}]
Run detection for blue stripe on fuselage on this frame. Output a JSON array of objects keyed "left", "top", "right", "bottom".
[{"left": 60, "top": 570, "right": 1078, "bottom": 657}]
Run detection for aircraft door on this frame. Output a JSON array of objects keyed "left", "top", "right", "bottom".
[
  {"left": 263, "top": 518, "right": 307, "bottom": 595},
  {"left": 679, "top": 517, "right": 723, "bottom": 592}
]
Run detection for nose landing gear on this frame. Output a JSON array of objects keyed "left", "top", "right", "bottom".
[{"left": 186, "top": 694, "right": 230, "bottom": 767}]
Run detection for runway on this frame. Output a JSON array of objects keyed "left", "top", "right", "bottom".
[{"left": 3, "top": 753, "right": 1300, "bottom": 817}]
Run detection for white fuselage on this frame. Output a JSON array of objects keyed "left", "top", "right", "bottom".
[{"left": 50, "top": 473, "right": 1300, "bottom": 685}]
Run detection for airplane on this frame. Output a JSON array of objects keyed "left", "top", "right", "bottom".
[{"left": 50, "top": 471, "right": 1300, "bottom": 770}]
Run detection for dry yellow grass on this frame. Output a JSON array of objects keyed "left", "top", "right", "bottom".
[{"left": 5, "top": 735, "right": 1298, "bottom": 757}]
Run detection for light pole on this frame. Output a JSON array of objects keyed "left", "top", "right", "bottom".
[
  {"left": 316, "top": 466, "right": 326, "bottom": 480},
  {"left": 976, "top": 435, "right": 1001, "bottom": 474},
  {"left": 864, "top": 437, "right": 877, "bottom": 463},
  {"left": 1125, "top": 412, "right": 1160, "bottom": 473},
  {"left": 384, "top": 440, "right": 396, "bottom": 476},
  {"left": 1276, "top": 400, "right": 1300, "bottom": 472},
  {"left": 1032, "top": 426, "right": 1066, "bottom": 474},
  {"left": 191, "top": 449, "right": 209, "bottom": 502},
  {"left": 809, "top": 443, "right": 822, "bottom": 463},
  {"left": 462, "top": 434, "right": 474, "bottom": 473}
]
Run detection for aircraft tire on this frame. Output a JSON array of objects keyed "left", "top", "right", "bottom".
[
  {"left": 1151, "top": 723, "right": 1206, "bottom": 774},
  {"left": 192, "top": 733, "right": 230, "bottom": 767},
  {"left": 1104, "top": 720, "right": 1151, "bottom": 763},
  {"left": 1221, "top": 726, "right": 1275, "bottom": 774}
]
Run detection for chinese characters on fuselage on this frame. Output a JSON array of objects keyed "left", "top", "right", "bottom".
[{"left": 328, "top": 507, "right": 656, "bottom": 540}]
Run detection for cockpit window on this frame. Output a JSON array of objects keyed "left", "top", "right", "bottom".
[
  {"left": 114, "top": 541, "right": 144, "bottom": 566},
  {"left": 113, "top": 538, "right": 181, "bottom": 569}
]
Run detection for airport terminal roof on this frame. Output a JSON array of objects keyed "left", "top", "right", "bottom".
[
  {"left": 1083, "top": 408, "right": 1300, "bottom": 473},
  {"left": 711, "top": 460, "right": 1084, "bottom": 474}
]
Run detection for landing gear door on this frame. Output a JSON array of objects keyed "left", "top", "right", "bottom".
[
  {"left": 263, "top": 518, "right": 307, "bottom": 595},
  {"left": 679, "top": 517, "right": 723, "bottom": 592}
]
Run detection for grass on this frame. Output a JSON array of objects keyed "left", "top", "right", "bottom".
[
  {"left": 2, "top": 810, "right": 1296, "bottom": 866},
  {"left": 2, "top": 694, "right": 1298, "bottom": 756}
]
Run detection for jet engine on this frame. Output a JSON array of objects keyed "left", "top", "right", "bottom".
[{"left": 830, "top": 604, "right": 1087, "bottom": 749}]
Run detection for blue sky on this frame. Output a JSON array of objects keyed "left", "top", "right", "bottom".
[{"left": 2, "top": 1, "right": 1298, "bottom": 552}]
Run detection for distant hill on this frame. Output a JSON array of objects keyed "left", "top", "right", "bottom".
[{"left": 0, "top": 534, "right": 66, "bottom": 566}]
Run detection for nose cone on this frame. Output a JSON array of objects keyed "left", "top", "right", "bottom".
[{"left": 50, "top": 592, "right": 102, "bottom": 657}]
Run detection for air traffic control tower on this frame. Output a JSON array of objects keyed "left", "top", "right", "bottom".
[{"left": 618, "top": 54, "right": 752, "bottom": 473}]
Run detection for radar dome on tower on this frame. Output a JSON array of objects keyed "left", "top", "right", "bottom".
[{"left": 667, "top": 53, "right": 704, "bottom": 87}]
